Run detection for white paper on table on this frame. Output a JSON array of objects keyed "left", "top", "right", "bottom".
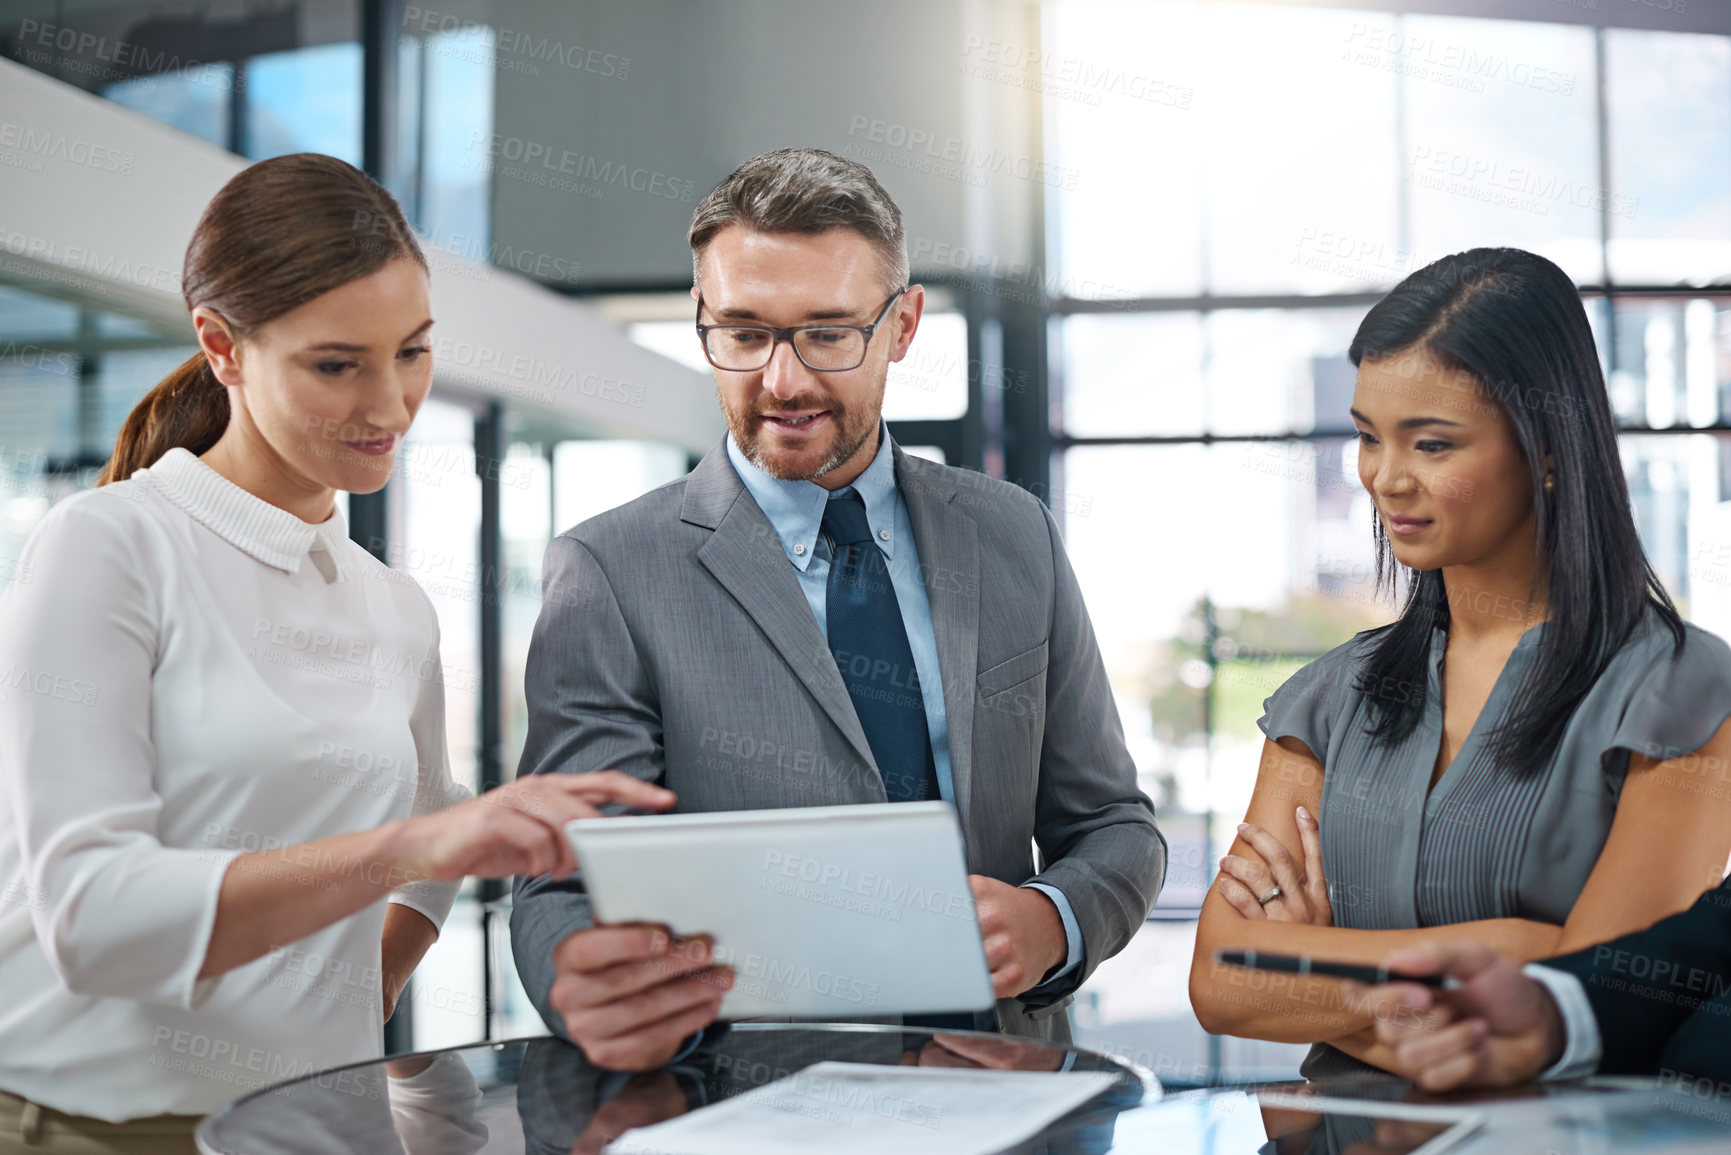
[{"left": 605, "top": 1061, "right": 1122, "bottom": 1155}]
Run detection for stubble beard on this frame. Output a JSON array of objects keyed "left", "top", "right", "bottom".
[{"left": 724, "top": 390, "right": 881, "bottom": 482}]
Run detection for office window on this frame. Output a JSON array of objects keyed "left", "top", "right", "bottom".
[
  {"left": 244, "top": 43, "right": 364, "bottom": 164},
  {"left": 1607, "top": 298, "right": 1731, "bottom": 629},
  {"left": 6, "top": 2, "right": 360, "bottom": 155},
  {"left": 415, "top": 25, "right": 496, "bottom": 248},
  {"left": 1043, "top": 1, "right": 1206, "bottom": 298},
  {"left": 0, "top": 342, "right": 69, "bottom": 596},
  {"left": 397, "top": 397, "right": 483, "bottom": 795},
  {"left": 552, "top": 440, "right": 689, "bottom": 534},
  {"left": 885, "top": 310, "right": 969, "bottom": 421},
  {"left": 1604, "top": 31, "right": 1731, "bottom": 287},
  {"left": 1621, "top": 433, "right": 1720, "bottom": 620},
  {"left": 1197, "top": 7, "right": 1402, "bottom": 295},
  {"left": 1204, "top": 310, "right": 1367, "bottom": 437},
  {"left": 1061, "top": 440, "right": 1387, "bottom": 896},
  {"left": 1400, "top": 16, "right": 1601, "bottom": 283},
  {"left": 1608, "top": 298, "right": 1730, "bottom": 432},
  {"left": 626, "top": 321, "right": 710, "bottom": 375},
  {"left": 94, "top": 349, "right": 194, "bottom": 445},
  {"left": 0, "top": 286, "right": 194, "bottom": 596},
  {"left": 501, "top": 443, "right": 551, "bottom": 781},
  {"left": 0, "top": 284, "right": 78, "bottom": 342},
  {"left": 1058, "top": 313, "right": 1204, "bottom": 438},
  {"left": 1056, "top": 309, "right": 1366, "bottom": 440},
  {"left": 393, "top": 397, "right": 485, "bottom": 1050},
  {"left": 1046, "top": 2, "right": 1403, "bottom": 298},
  {"left": 103, "top": 66, "right": 234, "bottom": 147}
]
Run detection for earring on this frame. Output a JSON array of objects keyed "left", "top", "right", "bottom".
[{"left": 1544, "top": 472, "right": 1555, "bottom": 493}]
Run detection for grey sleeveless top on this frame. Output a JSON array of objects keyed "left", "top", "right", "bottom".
[{"left": 1257, "top": 610, "right": 1731, "bottom": 1077}]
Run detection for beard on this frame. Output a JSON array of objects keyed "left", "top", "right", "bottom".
[{"left": 721, "top": 386, "right": 882, "bottom": 482}]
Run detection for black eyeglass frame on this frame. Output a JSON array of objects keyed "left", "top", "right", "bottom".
[{"left": 694, "top": 289, "right": 908, "bottom": 373}]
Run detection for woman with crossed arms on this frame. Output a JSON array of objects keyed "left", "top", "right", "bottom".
[
  {"left": 1190, "top": 247, "right": 1731, "bottom": 1077},
  {"left": 0, "top": 155, "right": 681, "bottom": 1151}
]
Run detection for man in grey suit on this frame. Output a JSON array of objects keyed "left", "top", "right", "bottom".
[{"left": 512, "top": 147, "right": 1165, "bottom": 1071}]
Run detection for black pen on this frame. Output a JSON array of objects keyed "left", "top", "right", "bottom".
[{"left": 1215, "top": 949, "right": 1458, "bottom": 990}]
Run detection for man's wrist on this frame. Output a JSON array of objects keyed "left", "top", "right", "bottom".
[
  {"left": 1020, "top": 881, "right": 1083, "bottom": 990},
  {"left": 1026, "top": 886, "right": 1066, "bottom": 975},
  {"left": 1522, "top": 964, "right": 1600, "bottom": 1081},
  {"left": 1536, "top": 994, "right": 1567, "bottom": 1076}
]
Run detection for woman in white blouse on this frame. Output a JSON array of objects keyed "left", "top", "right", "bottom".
[{"left": 0, "top": 154, "right": 670, "bottom": 1149}]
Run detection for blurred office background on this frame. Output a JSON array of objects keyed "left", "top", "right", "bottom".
[{"left": 3, "top": 0, "right": 1729, "bottom": 1087}]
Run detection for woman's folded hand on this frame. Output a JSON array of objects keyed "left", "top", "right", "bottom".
[{"left": 1214, "top": 805, "right": 1334, "bottom": 926}]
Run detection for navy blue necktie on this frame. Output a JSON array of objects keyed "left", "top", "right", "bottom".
[
  {"left": 824, "top": 493, "right": 985, "bottom": 1032},
  {"left": 821, "top": 490, "right": 938, "bottom": 803}
]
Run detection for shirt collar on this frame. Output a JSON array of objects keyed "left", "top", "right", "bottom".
[
  {"left": 725, "top": 424, "right": 899, "bottom": 572},
  {"left": 144, "top": 447, "right": 351, "bottom": 578}
]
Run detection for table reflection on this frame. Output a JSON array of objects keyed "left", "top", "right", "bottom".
[
  {"left": 197, "top": 1025, "right": 1147, "bottom": 1155},
  {"left": 195, "top": 1049, "right": 489, "bottom": 1155},
  {"left": 518, "top": 1026, "right": 1144, "bottom": 1155},
  {"left": 1258, "top": 1100, "right": 1455, "bottom": 1155},
  {"left": 198, "top": 1028, "right": 1726, "bottom": 1155}
]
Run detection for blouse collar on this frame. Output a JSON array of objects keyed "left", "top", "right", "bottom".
[{"left": 144, "top": 448, "right": 351, "bottom": 578}]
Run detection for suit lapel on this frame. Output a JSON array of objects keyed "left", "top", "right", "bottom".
[
  {"left": 895, "top": 447, "right": 980, "bottom": 831},
  {"left": 685, "top": 442, "right": 881, "bottom": 777}
]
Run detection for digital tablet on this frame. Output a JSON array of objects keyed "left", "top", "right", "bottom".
[
  {"left": 1119, "top": 1091, "right": 1486, "bottom": 1155},
  {"left": 565, "top": 802, "right": 995, "bottom": 1020}
]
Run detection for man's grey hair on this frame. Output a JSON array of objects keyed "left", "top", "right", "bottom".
[{"left": 688, "top": 147, "right": 909, "bottom": 292}]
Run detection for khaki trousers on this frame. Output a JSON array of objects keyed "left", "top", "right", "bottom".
[{"left": 0, "top": 1092, "right": 199, "bottom": 1154}]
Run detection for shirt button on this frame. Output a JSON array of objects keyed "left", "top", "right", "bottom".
[
  {"left": 793, "top": 543, "right": 806, "bottom": 556},
  {"left": 878, "top": 529, "right": 890, "bottom": 541}
]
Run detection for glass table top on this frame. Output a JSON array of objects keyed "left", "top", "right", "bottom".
[{"left": 194, "top": 1024, "right": 1731, "bottom": 1155}]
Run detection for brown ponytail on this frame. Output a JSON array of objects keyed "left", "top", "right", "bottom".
[
  {"left": 97, "top": 353, "right": 229, "bottom": 485},
  {"left": 98, "top": 153, "right": 426, "bottom": 486}
]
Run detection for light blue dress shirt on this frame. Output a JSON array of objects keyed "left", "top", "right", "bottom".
[
  {"left": 1526, "top": 964, "right": 1603, "bottom": 1080},
  {"left": 725, "top": 428, "right": 1083, "bottom": 990}
]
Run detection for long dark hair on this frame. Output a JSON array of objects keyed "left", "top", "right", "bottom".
[
  {"left": 97, "top": 153, "right": 425, "bottom": 485},
  {"left": 1350, "top": 247, "right": 1683, "bottom": 774}
]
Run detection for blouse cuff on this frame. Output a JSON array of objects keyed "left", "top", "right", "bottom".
[
  {"left": 44, "top": 844, "right": 244, "bottom": 1011},
  {"left": 183, "top": 848, "right": 246, "bottom": 1010},
  {"left": 387, "top": 879, "right": 461, "bottom": 931}
]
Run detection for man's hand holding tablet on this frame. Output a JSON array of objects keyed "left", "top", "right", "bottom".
[
  {"left": 549, "top": 878, "right": 1061, "bottom": 1072},
  {"left": 552, "top": 804, "right": 996, "bottom": 1069},
  {"left": 549, "top": 925, "right": 735, "bottom": 1071},
  {"left": 969, "top": 876, "right": 1068, "bottom": 999}
]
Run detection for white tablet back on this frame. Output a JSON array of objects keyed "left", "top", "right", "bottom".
[{"left": 565, "top": 802, "right": 995, "bottom": 1020}]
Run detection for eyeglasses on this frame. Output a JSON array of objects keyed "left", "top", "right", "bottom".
[{"left": 695, "top": 290, "right": 906, "bottom": 373}]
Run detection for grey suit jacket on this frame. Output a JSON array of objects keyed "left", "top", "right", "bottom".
[{"left": 510, "top": 437, "right": 1166, "bottom": 1042}]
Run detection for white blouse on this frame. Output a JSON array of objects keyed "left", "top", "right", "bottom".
[{"left": 0, "top": 448, "right": 469, "bottom": 1121}]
